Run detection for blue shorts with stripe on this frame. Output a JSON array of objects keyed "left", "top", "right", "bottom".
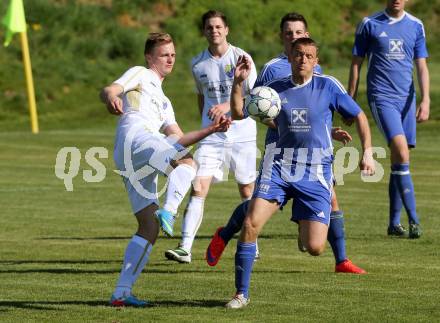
[
  {"left": 253, "top": 161, "right": 333, "bottom": 225},
  {"left": 368, "top": 94, "right": 416, "bottom": 147}
]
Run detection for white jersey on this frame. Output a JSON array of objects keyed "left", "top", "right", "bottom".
[
  {"left": 114, "top": 66, "right": 177, "bottom": 139},
  {"left": 191, "top": 44, "right": 257, "bottom": 143}
]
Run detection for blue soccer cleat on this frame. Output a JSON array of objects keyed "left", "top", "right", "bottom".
[
  {"left": 155, "top": 208, "right": 176, "bottom": 237},
  {"left": 110, "top": 294, "right": 149, "bottom": 307}
]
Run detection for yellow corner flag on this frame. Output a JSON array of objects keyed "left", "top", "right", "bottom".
[
  {"left": 2, "top": 0, "right": 26, "bottom": 47},
  {"left": 2, "top": 0, "right": 39, "bottom": 133}
]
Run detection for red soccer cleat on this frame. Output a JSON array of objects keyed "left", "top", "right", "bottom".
[
  {"left": 206, "top": 227, "right": 226, "bottom": 267},
  {"left": 335, "top": 259, "right": 367, "bottom": 274}
]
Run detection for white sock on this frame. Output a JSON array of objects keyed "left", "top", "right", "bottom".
[
  {"left": 113, "top": 235, "right": 153, "bottom": 298},
  {"left": 163, "top": 164, "right": 196, "bottom": 214},
  {"left": 180, "top": 196, "right": 205, "bottom": 252}
]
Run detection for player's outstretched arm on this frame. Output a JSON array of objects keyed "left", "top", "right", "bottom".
[
  {"left": 100, "top": 84, "right": 124, "bottom": 115},
  {"left": 230, "top": 55, "right": 252, "bottom": 120},
  {"left": 353, "top": 111, "right": 375, "bottom": 176},
  {"left": 415, "top": 58, "right": 430, "bottom": 123},
  {"left": 348, "top": 56, "right": 364, "bottom": 100},
  {"left": 164, "top": 116, "right": 231, "bottom": 147}
]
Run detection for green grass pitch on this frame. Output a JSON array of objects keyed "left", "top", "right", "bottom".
[{"left": 0, "top": 121, "right": 439, "bottom": 322}]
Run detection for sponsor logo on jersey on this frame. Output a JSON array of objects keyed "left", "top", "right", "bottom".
[
  {"left": 205, "top": 80, "right": 233, "bottom": 98},
  {"left": 200, "top": 74, "right": 207, "bottom": 79},
  {"left": 162, "top": 102, "right": 168, "bottom": 110},
  {"left": 281, "top": 97, "right": 288, "bottom": 104},
  {"left": 379, "top": 31, "right": 388, "bottom": 37},
  {"left": 387, "top": 39, "right": 405, "bottom": 60},
  {"left": 289, "top": 108, "right": 311, "bottom": 132},
  {"left": 224, "top": 64, "right": 235, "bottom": 78}
]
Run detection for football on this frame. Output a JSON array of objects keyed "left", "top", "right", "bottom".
[{"left": 244, "top": 86, "right": 281, "bottom": 121}]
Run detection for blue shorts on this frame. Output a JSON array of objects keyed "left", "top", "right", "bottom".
[
  {"left": 368, "top": 94, "right": 416, "bottom": 147},
  {"left": 253, "top": 161, "right": 333, "bottom": 225}
]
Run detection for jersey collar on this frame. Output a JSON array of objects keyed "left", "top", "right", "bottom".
[
  {"left": 207, "top": 43, "right": 231, "bottom": 60},
  {"left": 383, "top": 10, "right": 406, "bottom": 24},
  {"left": 290, "top": 74, "right": 313, "bottom": 89},
  {"left": 147, "top": 68, "right": 163, "bottom": 86}
]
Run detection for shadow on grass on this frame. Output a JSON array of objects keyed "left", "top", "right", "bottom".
[
  {"left": 151, "top": 299, "right": 226, "bottom": 308},
  {"left": 36, "top": 233, "right": 296, "bottom": 241},
  {"left": 0, "top": 299, "right": 226, "bottom": 310},
  {"left": 36, "top": 236, "right": 130, "bottom": 241},
  {"left": 0, "top": 268, "right": 227, "bottom": 274},
  {"left": 0, "top": 260, "right": 120, "bottom": 265},
  {"left": 0, "top": 300, "right": 107, "bottom": 311}
]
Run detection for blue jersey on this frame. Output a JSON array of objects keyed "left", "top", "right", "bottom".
[
  {"left": 352, "top": 11, "right": 428, "bottom": 99},
  {"left": 266, "top": 74, "right": 361, "bottom": 166},
  {"left": 255, "top": 53, "right": 322, "bottom": 146}
]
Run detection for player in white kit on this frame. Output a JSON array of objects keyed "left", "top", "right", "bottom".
[
  {"left": 165, "top": 10, "right": 258, "bottom": 263},
  {"left": 100, "top": 33, "right": 230, "bottom": 307}
]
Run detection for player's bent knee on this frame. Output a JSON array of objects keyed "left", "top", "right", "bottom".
[
  {"left": 390, "top": 135, "right": 410, "bottom": 163},
  {"left": 307, "top": 242, "right": 326, "bottom": 256},
  {"left": 242, "top": 216, "right": 258, "bottom": 241},
  {"left": 172, "top": 154, "right": 196, "bottom": 169}
]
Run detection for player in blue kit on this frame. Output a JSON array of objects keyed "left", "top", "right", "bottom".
[
  {"left": 206, "top": 13, "right": 366, "bottom": 274},
  {"left": 348, "top": 0, "right": 430, "bottom": 238},
  {"left": 224, "top": 38, "right": 375, "bottom": 309}
]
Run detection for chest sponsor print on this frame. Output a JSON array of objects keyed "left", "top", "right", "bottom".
[
  {"left": 386, "top": 38, "right": 405, "bottom": 60},
  {"left": 289, "top": 108, "right": 311, "bottom": 132},
  {"left": 205, "top": 80, "right": 233, "bottom": 98}
]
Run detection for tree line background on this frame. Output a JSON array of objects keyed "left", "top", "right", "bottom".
[{"left": 0, "top": 0, "right": 438, "bottom": 131}]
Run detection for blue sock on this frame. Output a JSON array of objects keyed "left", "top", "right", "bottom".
[
  {"left": 220, "top": 200, "right": 249, "bottom": 243},
  {"left": 391, "top": 163, "right": 419, "bottom": 224},
  {"left": 389, "top": 173, "right": 402, "bottom": 227},
  {"left": 235, "top": 241, "right": 256, "bottom": 298},
  {"left": 327, "top": 211, "right": 346, "bottom": 264}
]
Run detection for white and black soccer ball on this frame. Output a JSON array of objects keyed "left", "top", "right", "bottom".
[{"left": 244, "top": 86, "right": 281, "bottom": 122}]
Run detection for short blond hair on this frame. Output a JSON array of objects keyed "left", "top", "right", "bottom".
[{"left": 144, "top": 32, "right": 173, "bottom": 55}]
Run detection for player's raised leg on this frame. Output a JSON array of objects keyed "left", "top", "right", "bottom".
[
  {"left": 206, "top": 200, "right": 250, "bottom": 266},
  {"left": 156, "top": 154, "right": 197, "bottom": 237}
]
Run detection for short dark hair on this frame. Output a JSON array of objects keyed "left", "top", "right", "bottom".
[
  {"left": 291, "top": 37, "right": 318, "bottom": 54},
  {"left": 144, "top": 32, "right": 173, "bottom": 55},
  {"left": 279, "top": 12, "right": 308, "bottom": 32},
  {"left": 201, "top": 10, "right": 228, "bottom": 29}
]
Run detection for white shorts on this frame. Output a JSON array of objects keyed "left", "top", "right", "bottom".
[
  {"left": 194, "top": 141, "right": 257, "bottom": 184},
  {"left": 114, "top": 130, "right": 184, "bottom": 214}
]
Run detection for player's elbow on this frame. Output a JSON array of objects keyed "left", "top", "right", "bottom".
[
  {"left": 353, "top": 111, "right": 367, "bottom": 124},
  {"left": 99, "top": 88, "right": 108, "bottom": 103},
  {"left": 231, "top": 111, "right": 244, "bottom": 120}
]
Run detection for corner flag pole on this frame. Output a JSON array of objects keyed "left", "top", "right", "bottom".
[
  {"left": 20, "top": 31, "right": 39, "bottom": 133},
  {"left": 3, "top": 0, "right": 39, "bottom": 133}
]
